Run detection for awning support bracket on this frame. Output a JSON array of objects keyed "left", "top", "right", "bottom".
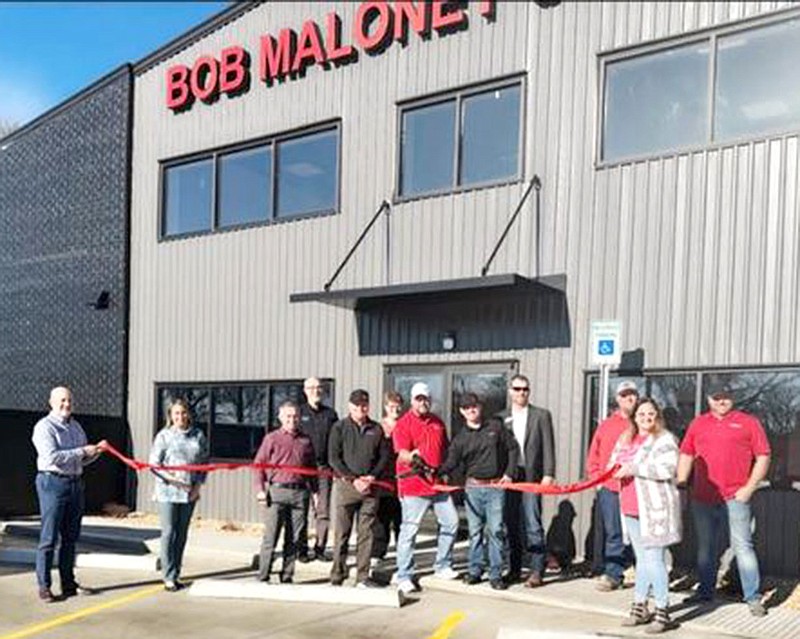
[
  {"left": 481, "top": 175, "right": 541, "bottom": 277},
  {"left": 324, "top": 199, "right": 391, "bottom": 292}
]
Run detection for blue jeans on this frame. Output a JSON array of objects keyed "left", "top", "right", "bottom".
[
  {"left": 159, "top": 501, "right": 196, "bottom": 582},
  {"left": 693, "top": 499, "right": 761, "bottom": 602},
  {"left": 396, "top": 494, "right": 458, "bottom": 582},
  {"left": 597, "top": 488, "right": 629, "bottom": 582},
  {"left": 35, "top": 473, "right": 84, "bottom": 590},
  {"left": 625, "top": 515, "right": 670, "bottom": 609},
  {"left": 506, "top": 489, "right": 546, "bottom": 575},
  {"left": 464, "top": 487, "right": 506, "bottom": 581}
]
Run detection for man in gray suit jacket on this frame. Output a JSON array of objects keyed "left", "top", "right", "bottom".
[{"left": 499, "top": 374, "right": 556, "bottom": 587}]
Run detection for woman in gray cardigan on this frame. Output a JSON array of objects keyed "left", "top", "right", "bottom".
[
  {"left": 149, "top": 399, "right": 209, "bottom": 591},
  {"left": 610, "top": 397, "right": 681, "bottom": 634}
]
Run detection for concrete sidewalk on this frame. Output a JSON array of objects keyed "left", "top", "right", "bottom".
[{"left": 2, "top": 515, "right": 798, "bottom": 639}]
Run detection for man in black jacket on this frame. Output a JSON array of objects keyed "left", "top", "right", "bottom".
[
  {"left": 440, "top": 393, "right": 519, "bottom": 590},
  {"left": 498, "top": 374, "right": 556, "bottom": 587},
  {"left": 298, "top": 377, "right": 338, "bottom": 562},
  {"left": 328, "top": 389, "right": 390, "bottom": 588}
]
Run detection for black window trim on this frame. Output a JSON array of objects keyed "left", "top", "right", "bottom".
[
  {"left": 580, "top": 362, "right": 800, "bottom": 480},
  {"left": 393, "top": 72, "right": 527, "bottom": 204},
  {"left": 158, "top": 119, "right": 342, "bottom": 241},
  {"left": 153, "top": 378, "right": 336, "bottom": 462},
  {"left": 596, "top": 6, "right": 800, "bottom": 168}
]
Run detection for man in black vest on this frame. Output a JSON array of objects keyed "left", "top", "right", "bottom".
[{"left": 297, "top": 376, "right": 338, "bottom": 562}]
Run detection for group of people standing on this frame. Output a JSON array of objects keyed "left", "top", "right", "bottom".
[
  {"left": 588, "top": 380, "right": 771, "bottom": 632},
  {"left": 30, "top": 375, "right": 772, "bottom": 634},
  {"left": 249, "top": 374, "right": 557, "bottom": 595}
]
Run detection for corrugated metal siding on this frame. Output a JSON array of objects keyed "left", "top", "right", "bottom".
[{"left": 130, "top": 0, "right": 799, "bottom": 538}]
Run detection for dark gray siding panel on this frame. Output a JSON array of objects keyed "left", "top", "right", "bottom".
[{"left": 0, "top": 68, "right": 131, "bottom": 417}]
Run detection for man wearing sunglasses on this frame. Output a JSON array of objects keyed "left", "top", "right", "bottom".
[{"left": 499, "top": 374, "right": 556, "bottom": 588}]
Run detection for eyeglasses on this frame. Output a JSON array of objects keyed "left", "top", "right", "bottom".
[{"left": 511, "top": 387, "right": 529, "bottom": 392}]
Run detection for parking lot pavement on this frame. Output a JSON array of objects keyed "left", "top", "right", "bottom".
[{"left": 0, "top": 559, "right": 741, "bottom": 639}]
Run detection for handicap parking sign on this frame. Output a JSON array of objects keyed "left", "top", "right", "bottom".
[
  {"left": 598, "top": 339, "right": 614, "bottom": 356},
  {"left": 590, "top": 321, "right": 622, "bottom": 366}
]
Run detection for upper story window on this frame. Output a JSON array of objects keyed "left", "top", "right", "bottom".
[
  {"left": 600, "top": 14, "right": 800, "bottom": 164},
  {"left": 161, "top": 122, "right": 340, "bottom": 239},
  {"left": 397, "top": 77, "right": 524, "bottom": 199}
]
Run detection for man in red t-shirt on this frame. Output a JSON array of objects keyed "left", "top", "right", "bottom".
[
  {"left": 586, "top": 379, "right": 639, "bottom": 591},
  {"left": 677, "top": 382, "right": 771, "bottom": 617},
  {"left": 392, "top": 382, "right": 459, "bottom": 595}
]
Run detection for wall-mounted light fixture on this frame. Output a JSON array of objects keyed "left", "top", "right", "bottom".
[
  {"left": 442, "top": 331, "right": 456, "bottom": 351},
  {"left": 88, "top": 290, "right": 111, "bottom": 310}
]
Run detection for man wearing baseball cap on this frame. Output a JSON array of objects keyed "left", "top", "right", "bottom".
[
  {"left": 392, "top": 381, "right": 460, "bottom": 595},
  {"left": 328, "top": 389, "right": 390, "bottom": 588},
  {"left": 677, "top": 381, "right": 771, "bottom": 616},
  {"left": 586, "top": 379, "right": 639, "bottom": 591}
]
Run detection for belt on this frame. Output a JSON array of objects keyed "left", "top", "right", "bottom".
[
  {"left": 271, "top": 482, "right": 307, "bottom": 490},
  {"left": 466, "top": 477, "right": 503, "bottom": 486},
  {"left": 40, "top": 471, "right": 81, "bottom": 480}
]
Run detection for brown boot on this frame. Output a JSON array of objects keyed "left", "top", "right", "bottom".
[
  {"left": 621, "top": 601, "right": 652, "bottom": 627},
  {"left": 645, "top": 607, "right": 675, "bottom": 634},
  {"left": 524, "top": 572, "right": 544, "bottom": 588}
]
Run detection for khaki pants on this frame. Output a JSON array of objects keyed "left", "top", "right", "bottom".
[{"left": 331, "top": 479, "right": 377, "bottom": 583}]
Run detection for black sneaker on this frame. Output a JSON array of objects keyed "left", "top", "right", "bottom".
[
  {"left": 330, "top": 577, "right": 344, "bottom": 586},
  {"left": 490, "top": 578, "right": 508, "bottom": 591},
  {"left": 463, "top": 574, "right": 482, "bottom": 585},
  {"left": 279, "top": 576, "right": 293, "bottom": 584},
  {"left": 62, "top": 583, "right": 94, "bottom": 597},
  {"left": 297, "top": 552, "right": 312, "bottom": 564},
  {"left": 314, "top": 547, "right": 332, "bottom": 562}
]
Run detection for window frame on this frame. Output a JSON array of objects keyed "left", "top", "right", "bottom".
[
  {"left": 158, "top": 119, "right": 342, "bottom": 241},
  {"left": 394, "top": 73, "right": 527, "bottom": 203},
  {"left": 153, "top": 378, "right": 335, "bottom": 462},
  {"left": 596, "top": 7, "right": 800, "bottom": 168}
]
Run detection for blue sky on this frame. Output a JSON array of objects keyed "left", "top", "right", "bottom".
[{"left": 0, "top": 1, "right": 228, "bottom": 126}]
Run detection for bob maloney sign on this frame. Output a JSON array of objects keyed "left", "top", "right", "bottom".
[{"left": 165, "top": 1, "right": 497, "bottom": 111}]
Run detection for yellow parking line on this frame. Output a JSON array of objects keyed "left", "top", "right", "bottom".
[
  {"left": 0, "top": 584, "right": 164, "bottom": 639},
  {"left": 426, "top": 611, "right": 466, "bottom": 639}
]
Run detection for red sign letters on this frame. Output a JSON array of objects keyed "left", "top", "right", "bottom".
[{"left": 166, "top": 1, "right": 496, "bottom": 111}]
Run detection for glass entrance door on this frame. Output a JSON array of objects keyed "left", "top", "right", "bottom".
[{"left": 385, "top": 361, "right": 517, "bottom": 438}]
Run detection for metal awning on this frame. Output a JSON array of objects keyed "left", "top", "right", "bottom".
[{"left": 289, "top": 273, "right": 567, "bottom": 309}]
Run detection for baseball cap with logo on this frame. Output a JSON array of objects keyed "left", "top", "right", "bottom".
[
  {"left": 458, "top": 392, "right": 481, "bottom": 408},
  {"left": 348, "top": 389, "right": 370, "bottom": 405},
  {"left": 707, "top": 381, "right": 734, "bottom": 399},
  {"left": 410, "top": 382, "right": 431, "bottom": 400},
  {"left": 615, "top": 380, "right": 639, "bottom": 396}
]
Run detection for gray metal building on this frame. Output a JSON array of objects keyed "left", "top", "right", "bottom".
[{"left": 128, "top": 1, "right": 800, "bottom": 575}]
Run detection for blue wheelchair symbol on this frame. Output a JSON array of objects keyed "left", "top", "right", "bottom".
[{"left": 598, "top": 339, "right": 615, "bottom": 355}]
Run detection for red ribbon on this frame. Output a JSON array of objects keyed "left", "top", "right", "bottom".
[{"left": 99, "top": 442, "right": 617, "bottom": 496}]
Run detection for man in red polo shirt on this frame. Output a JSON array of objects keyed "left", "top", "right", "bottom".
[
  {"left": 392, "top": 382, "right": 459, "bottom": 595},
  {"left": 677, "top": 382, "right": 771, "bottom": 617},
  {"left": 586, "top": 379, "right": 639, "bottom": 591}
]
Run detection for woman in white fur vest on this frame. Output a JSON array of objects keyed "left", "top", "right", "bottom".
[{"left": 609, "top": 397, "right": 681, "bottom": 634}]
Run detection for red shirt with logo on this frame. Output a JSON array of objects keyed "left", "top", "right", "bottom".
[
  {"left": 392, "top": 410, "right": 448, "bottom": 498},
  {"left": 587, "top": 410, "right": 631, "bottom": 492},
  {"left": 680, "top": 409, "right": 771, "bottom": 504}
]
